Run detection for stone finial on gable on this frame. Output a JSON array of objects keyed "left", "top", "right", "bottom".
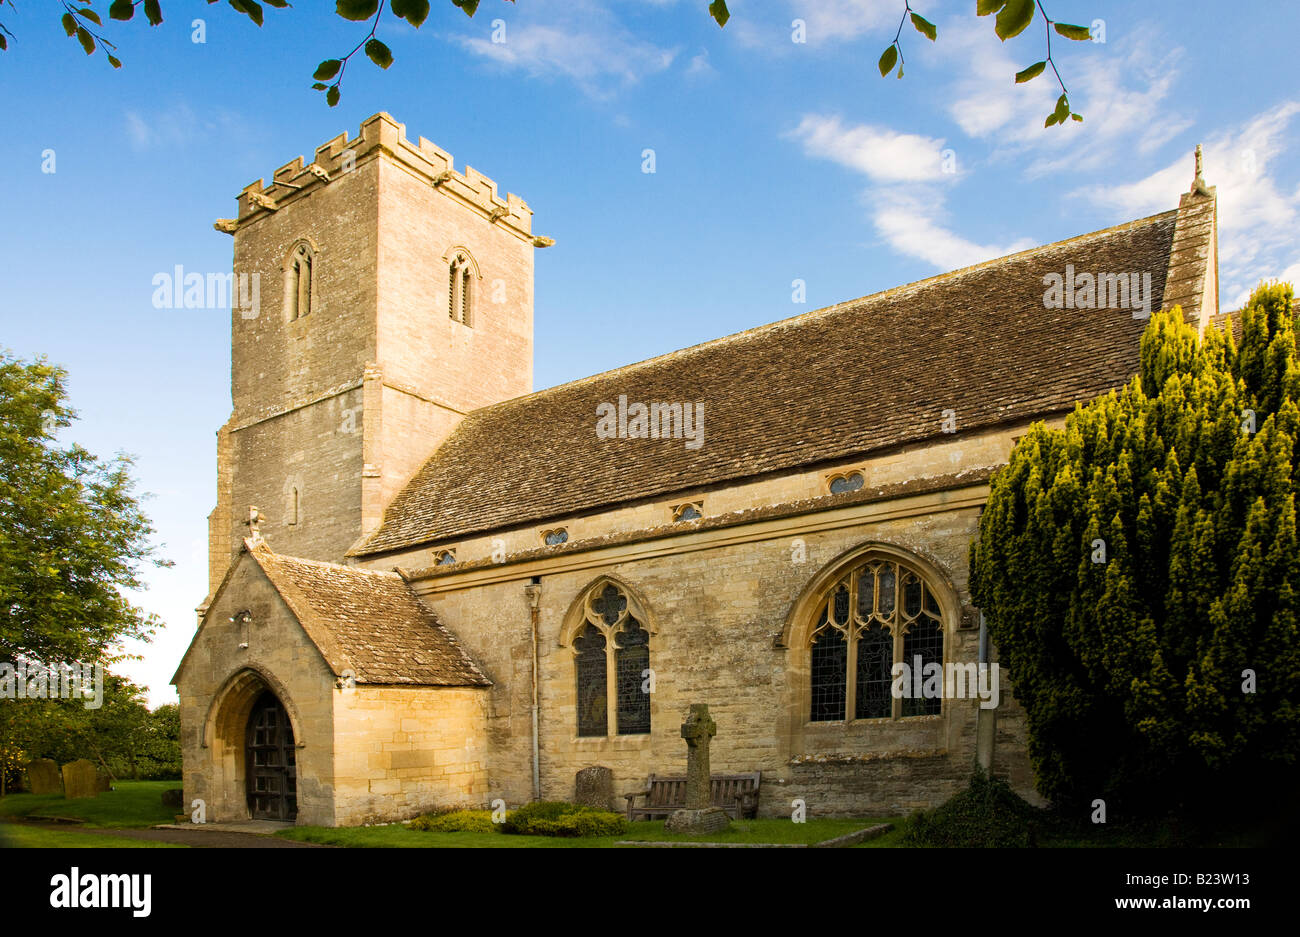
[{"left": 1191, "top": 143, "right": 1213, "bottom": 197}]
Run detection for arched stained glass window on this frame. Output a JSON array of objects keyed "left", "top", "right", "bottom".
[
  {"left": 571, "top": 581, "right": 651, "bottom": 737},
  {"left": 574, "top": 624, "right": 608, "bottom": 737},
  {"left": 807, "top": 556, "right": 945, "bottom": 722}
]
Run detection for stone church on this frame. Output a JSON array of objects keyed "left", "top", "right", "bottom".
[{"left": 173, "top": 113, "right": 1221, "bottom": 826}]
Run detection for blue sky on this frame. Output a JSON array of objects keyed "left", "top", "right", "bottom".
[{"left": 1, "top": 0, "right": 1297, "bottom": 705}]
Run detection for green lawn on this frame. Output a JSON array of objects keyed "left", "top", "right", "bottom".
[
  {"left": 0, "top": 780, "right": 179, "bottom": 829},
  {"left": 0, "top": 825, "right": 186, "bottom": 848},
  {"left": 278, "top": 816, "right": 898, "bottom": 848}
]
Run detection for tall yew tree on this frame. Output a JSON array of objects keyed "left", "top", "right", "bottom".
[{"left": 971, "top": 283, "right": 1300, "bottom": 813}]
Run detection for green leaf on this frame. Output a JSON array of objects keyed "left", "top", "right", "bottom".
[
  {"left": 878, "top": 43, "right": 898, "bottom": 78},
  {"left": 313, "top": 59, "right": 343, "bottom": 80},
  {"left": 1071, "top": 112, "right": 1084, "bottom": 122},
  {"left": 62, "top": 13, "right": 77, "bottom": 36},
  {"left": 229, "top": 0, "right": 265, "bottom": 27},
  {"left": 976, "top": 0, "right": 1005, "bottom": 15},
  {"left": 1054, "top": 92, "right": 1070, "bottom": 120},
  {"left": 1054, "top": 22, "right": 1092, "bottom": 41},
  {"left": 76, "top": 26, "right": 96, "bottom": 55},
  {"left": 326, "top": 85, "right": 341, "bottom": 107},
  {"left": 77, "top": 7, "right": 103, "bottom": 26},
  {"left": 0, "top": 34, "right": 8, "bottom": 51},
  {"left": 451, "top": 0, "right": 480, "bottom": 17},
  {"left": 108, "top": 54, "right": 122, "bottom": 69},
  {"left": 910, "top": 12, "right": 936, "bottom": 41},
  {"left": 390, "top": 0, "right": 431, "bottom": 27},
  {"left": 994, "top": 0, "right": 1034, "bottom": 40},
  {"left": 312, "top": 82, "right": 328, "bottom": 90},
  {"left": 365, "top": 38, "right": 393, "bottom": 69},
  {"left": 1015, "top": 61, "right": 1046, "bottom": 83},
  {"left": 709, "top": 0, "right": 730, "bottom": 27},
  {"left": 336, "top": 0, "right": 380, "bottom": 21},
  {"left": 1044, "top": 112, "right": 1061, "bottom": 127},
  {"left": 144, "top": 0, "right": 163, "bottom": 25},
  {"left": 109, "top": 0, "right": 135, "bottom": 21},
  {"left": 264, "top": 0, "right": 291, "bottom": 6}
]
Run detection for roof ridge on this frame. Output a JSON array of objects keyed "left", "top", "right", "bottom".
[
  {"left": 466, "top": 207, "right": 1179, "bottom": 415},
  {"left": 253, "top": 540, "right": 399, "bottom": 577}
]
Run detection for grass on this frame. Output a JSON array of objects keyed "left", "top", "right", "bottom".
[
  {"left": 0, "top": 780, "right": 179, "bottom": 829},
  {"left": 0, "top": 825, "right": 186, "bottom": 848},
  {"left": 278, "top": 816, "right": 899, "bottom": 848}
]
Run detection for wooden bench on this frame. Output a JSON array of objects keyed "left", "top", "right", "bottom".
[{"left": 623, "top": 772, "right": 761, "bottom": 821}]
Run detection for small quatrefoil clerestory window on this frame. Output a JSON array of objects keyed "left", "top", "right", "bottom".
[
  {"left": 434, "top": 549, "right": 456, "bottom": 566},
  {"left": 671, "top": 502, "right": 703, "bottom": 522},
  {"left": 828, "top": 471, "right": 865, "bottom": 495},
  {"left": 543, "top": 528, "right": 569, "bottom": 546}
]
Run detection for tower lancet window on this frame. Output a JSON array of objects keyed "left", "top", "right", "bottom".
[
  {"left": 448, "top": 251, "right": 474, "bottom": 327},
  {"left": 286, "top": 242, "right": 314, "bottom": 320}
]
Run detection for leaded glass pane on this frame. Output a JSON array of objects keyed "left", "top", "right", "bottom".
[
  {"left": 615, "top": 619, "right": 650, "bottom": 735},
  {"left": 856, "top": 568, "right": 875, "bottom": 619},
  {"left": 574, "top": 625, "right": 607, "bottom": 736},
  {"left": 832, "top": 585, "right": 850, "bottom": 627},
  {"left": 855, "top": 626, "right": 892, "bottom": 719},
  {"left": 810, "top": 622, "right": 847, "bottom": 722},
  {"left": 878, "top": 565, "right": 896, "bottom": 615},
  {"left": 902, "top": 618, "right": 943, "bottom": 717},
  {"left": 903, "top": 573, "right": 923, "bottom": 618}
]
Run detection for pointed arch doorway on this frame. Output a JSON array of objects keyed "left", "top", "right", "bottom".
[{"left": 245, "top": 690, "right": 297, "bottom": 821}]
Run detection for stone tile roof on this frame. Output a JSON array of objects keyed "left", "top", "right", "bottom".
[
  {"left": 356, "top": 210, "right": 1180, "bottom": 556},
  {"left": 248, "top": 541, "right": 489, "bottom": 686}
]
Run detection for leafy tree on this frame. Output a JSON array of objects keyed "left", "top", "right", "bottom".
[
  {"left": 0, "top": 351, "right": 167, "bottom": 665},
  {"left": 970, "top": 284, "right": 1300, "bottom": 815},
  {"left": 0, "top": 1, "right": 1091, "bottom": 123},
  {"left": 0, "top": 673, "right": 182, "bottom": 784}
]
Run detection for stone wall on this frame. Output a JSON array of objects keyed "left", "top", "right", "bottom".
[
  {"left": 175, "top": 555, "right": 338, "bottom": 826},
  {"left": 330, "top": 685, "right": 490, "bottom": 826},
  {"left": 417, "top": 500, "right": 1037, "bottom": 818}
]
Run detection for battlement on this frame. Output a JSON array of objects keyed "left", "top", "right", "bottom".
[{"left": 220, "top": 112, "right": 537, "bottom": 242}]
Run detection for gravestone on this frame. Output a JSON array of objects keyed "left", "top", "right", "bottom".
[
  {"left": 161, "top": 788, "right": 184, "bottom": 809},
  {"left": 25, "top": 758, "right": 62, "bottom": 795},
  {"left": 61, "top": 759, "right": 99, "bottom": 799},
  {"left": 574, "top": 766, "right": 614, "bottom": 811},
  {"left": 664, "top": 703, "right": 730, "bottom": 834},
  {"left": 95, "top": 769, "right": 113, "bottom": 792}
]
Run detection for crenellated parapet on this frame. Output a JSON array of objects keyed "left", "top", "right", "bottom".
[{"left": 215, "top": 112, "right": 539, "bottom": 243}]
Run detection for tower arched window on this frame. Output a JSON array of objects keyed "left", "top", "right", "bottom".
[
  {"left": 448, "top": 251, "right": 473, "bottom": 327},
  {"left": 570, "top": 582, "right": 651, "bottom": 737},
  {"left": 807, "top": 556, "right": 945, "bottom": 722},
  {"left": 286, "top": 243, "right": 314, "bottom": 320}
]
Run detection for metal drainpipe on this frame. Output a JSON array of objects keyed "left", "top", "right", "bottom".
[{"left": 525, "top": 579, "right": 542, "bottom": 802}]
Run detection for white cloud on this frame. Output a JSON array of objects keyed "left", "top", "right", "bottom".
[
  {"left": 452, "top": 1, "right": 677, "bottom": 97},
  {"left": 787, "top": 112, "right": 1032, "bottom": 269},
  {"left": 942, "top": 22, "right": 1189, "bottom": 175},
  {"left": 871, "top": 187, "right": 1036, "bottom": 270},
  {"left": 1083, "top": 101, "right": 1300, "bottom": 307},
  {"left": 124, "top": 104, "right": 246, "bottom": 152},
  {"left": 686, "top": 48, "right": 716, "bottom": 79},
  {"left": 785, "top": 114, "right": 950, "bottom": 183},
  {"left": 788, "top": 0, "right": 896, "bottom": 44}
]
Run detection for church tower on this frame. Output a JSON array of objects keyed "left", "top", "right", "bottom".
[{"left": 205, "top": 113, "right": 547, "bottom": 595}]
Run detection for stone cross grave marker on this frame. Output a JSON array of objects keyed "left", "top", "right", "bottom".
[
  {"left": 62, "top": 759, "right": 99, "bottom": 800},
  {"left": 664, "top": 703, "right": 730, "bottom": 834},
  {"left": 25, "top": 758, "right": 62, "bottom": 794}
]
